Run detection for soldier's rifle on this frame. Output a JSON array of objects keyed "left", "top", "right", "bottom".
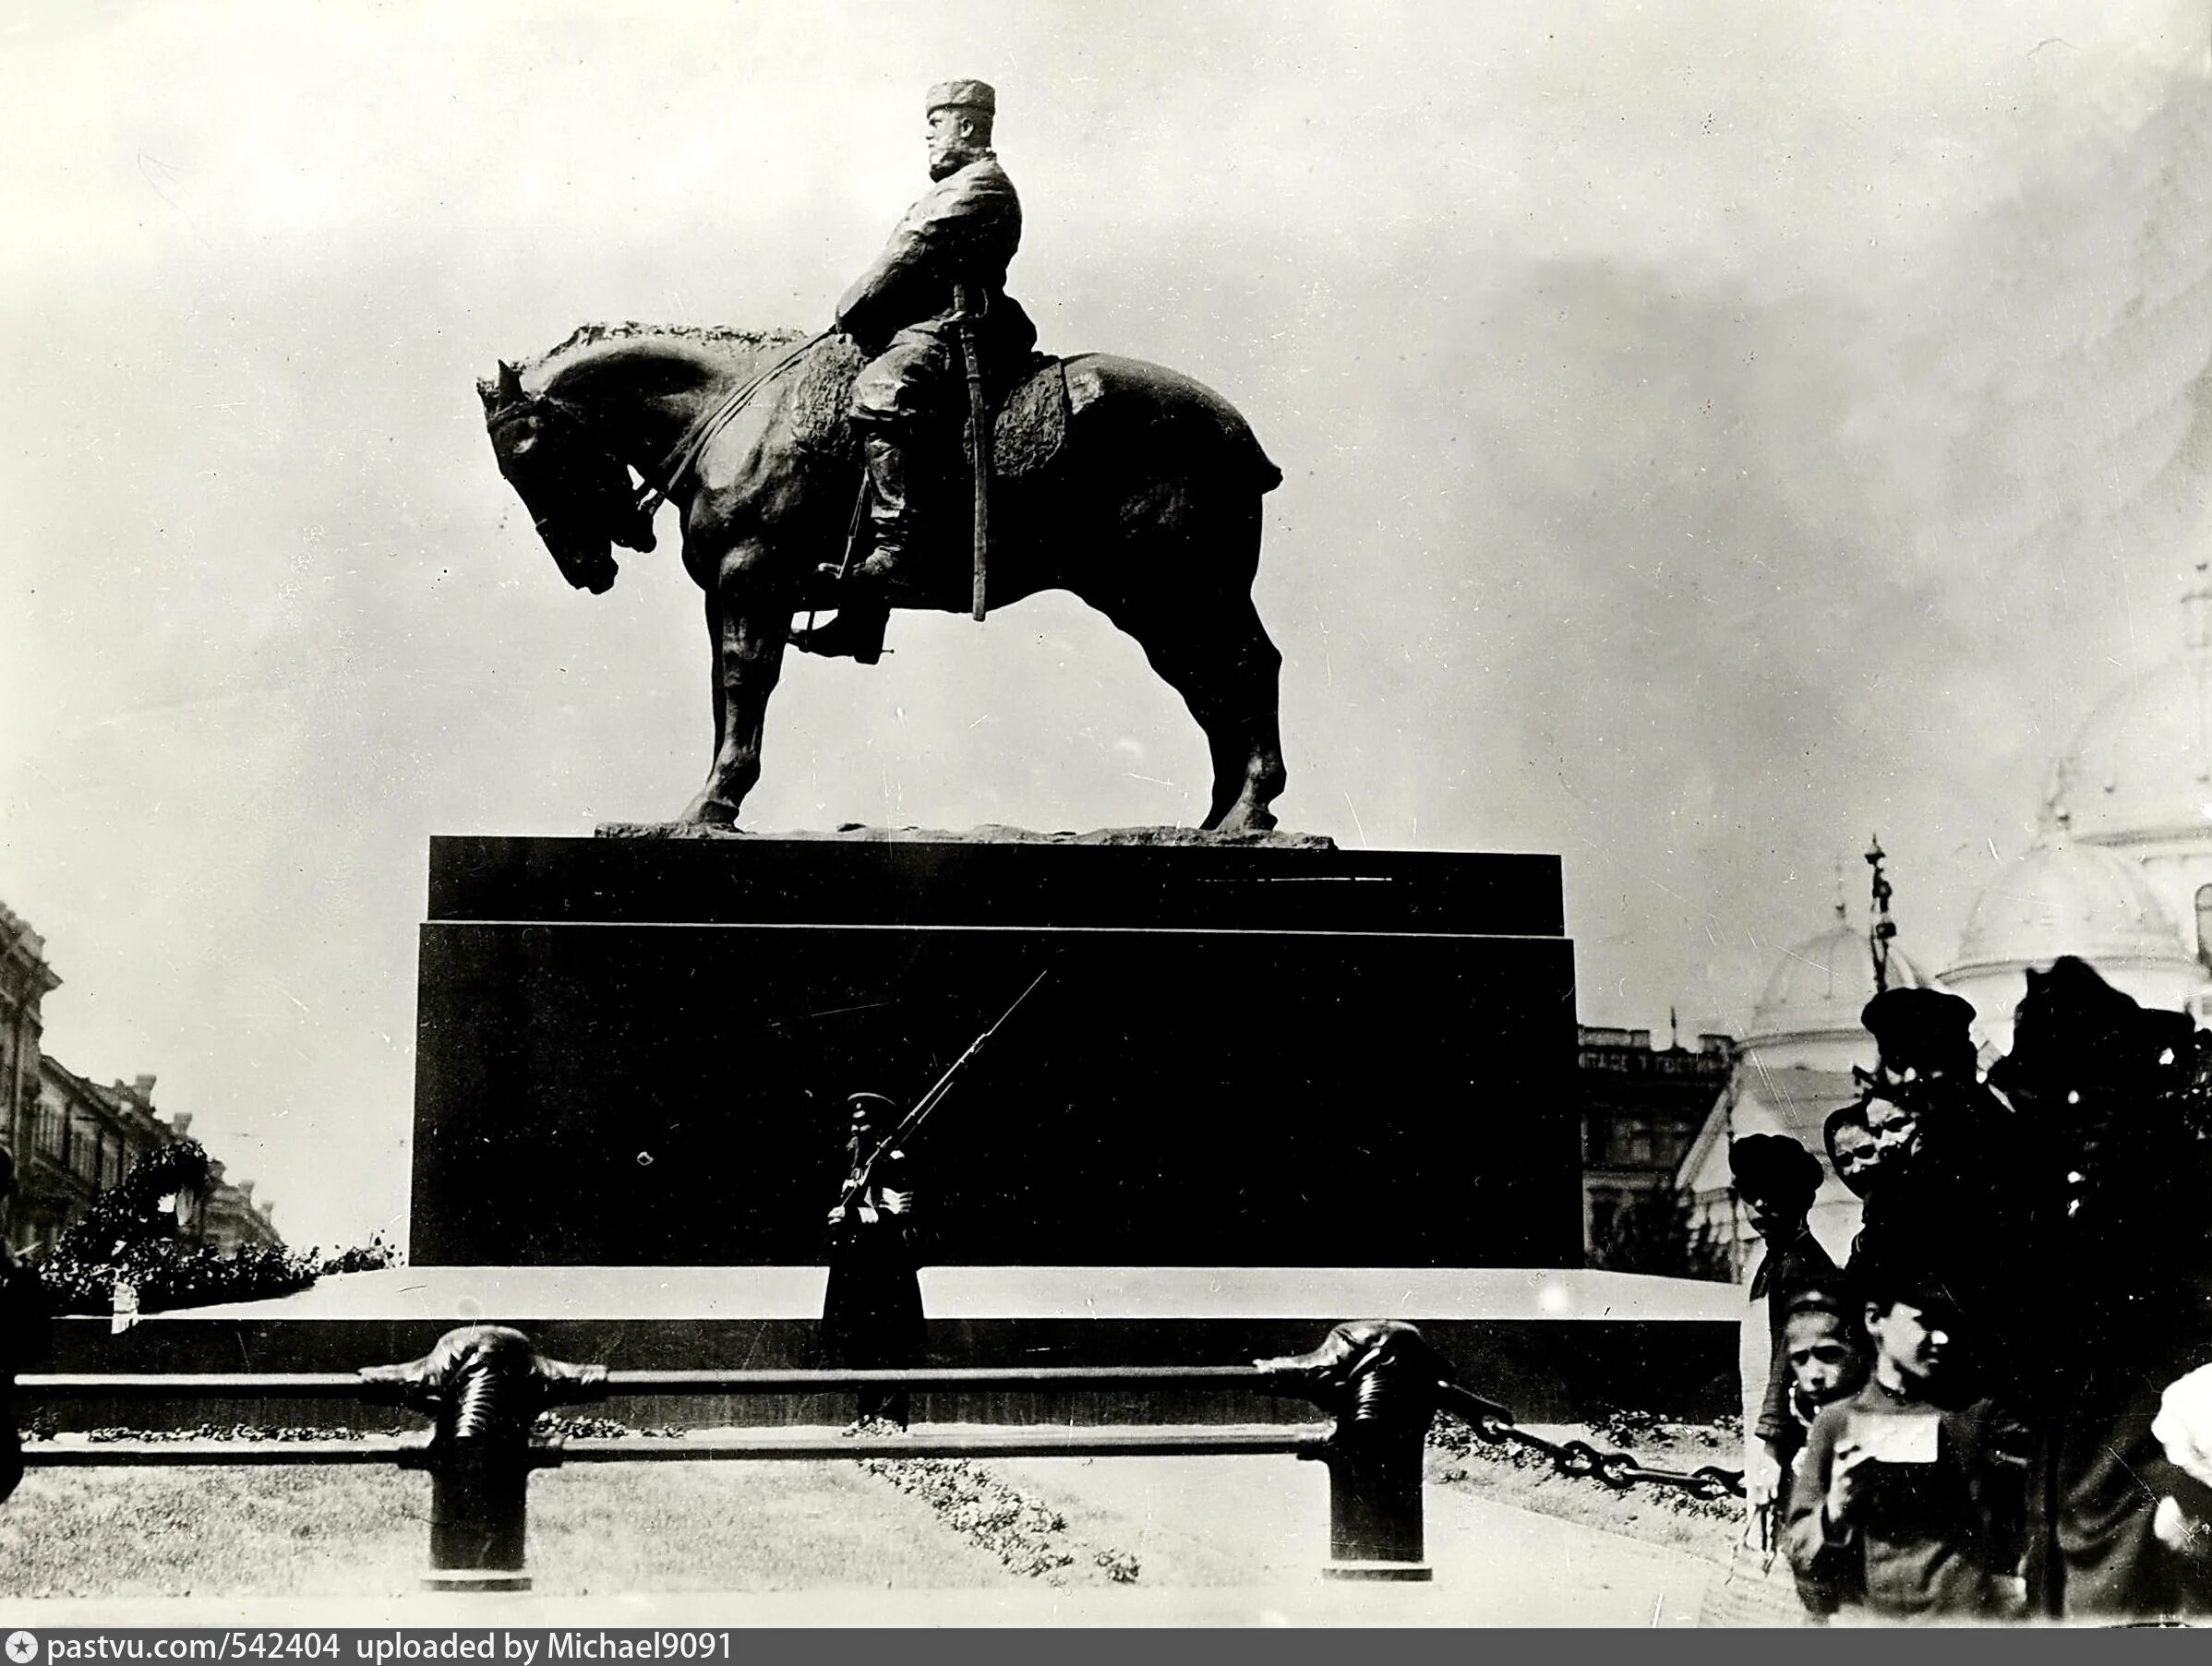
[{"left": 833, "top": 969, "right": 1050, "bottom": 1215}]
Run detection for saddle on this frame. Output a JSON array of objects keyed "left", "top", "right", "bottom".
[{"left": 788, "top": 333, "right": 1072, "bottom": 479}]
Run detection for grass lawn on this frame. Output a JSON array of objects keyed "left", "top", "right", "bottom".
[
  {"left": 0, "top": 1460, "right": 1019, "bottom": 1599},
  {"left": 1, "top": 1424, "right": 1753, "bottom": 1604}
]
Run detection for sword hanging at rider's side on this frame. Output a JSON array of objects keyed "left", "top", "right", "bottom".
[{"left": 953, "top": 280, "right": 992, "bottom": 623}]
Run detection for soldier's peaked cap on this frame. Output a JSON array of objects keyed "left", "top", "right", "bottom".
[
  {"left": 927, "top": 80, "right": 996, "bottom": 116},
  {"left": 847, "top": 1092, "right": 899, "bottom": 1114}
]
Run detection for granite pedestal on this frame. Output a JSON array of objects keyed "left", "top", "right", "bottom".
[{"left": 410, "top": 833, "right": 1581, "bottom": 1268}]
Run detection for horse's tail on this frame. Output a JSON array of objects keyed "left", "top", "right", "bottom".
[{"left": 1064, "top": 354, "right": 1283, "bottom": 497}]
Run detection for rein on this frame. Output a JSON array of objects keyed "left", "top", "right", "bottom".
[{"left": 633, "top": 328, "right": 835, "bottom": 520}]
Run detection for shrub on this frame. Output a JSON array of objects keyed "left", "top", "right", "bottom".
[{"left": 31, "top": 1139, "right": 397, "bottom": 1315}]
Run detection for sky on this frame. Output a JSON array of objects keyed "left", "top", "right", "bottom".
[{"left": 5, "top": 1, "right": 2212, "bottom": 1250}]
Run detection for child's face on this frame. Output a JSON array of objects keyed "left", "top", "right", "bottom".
[
  {"left": 1785, "top": 1312, "right": 1865, "bottom": 1405},
  {"left": 1833, "top": 1122, "right": 1887, "bottom": 1194},
  {"left": 1864, "top": 1300, "right": 1953, "bottom": 1387},
  {"left": 1742, "top": 1186, "right": 1807, "bottom": 1241},
  {"left": 1865, "top": 1097, "right": 1920, "bottom": 1164}
]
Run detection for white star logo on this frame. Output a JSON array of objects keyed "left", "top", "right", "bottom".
[{"left": 6, "top": 1632, "right": 38, "bottom": 1664}]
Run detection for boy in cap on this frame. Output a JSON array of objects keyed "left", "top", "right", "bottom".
[
  {"left": 1783, "top": 1288, "right": 1871, "bottom": 1446},
  {"left": 1730, "top": 1133, "right": 1839, "bottom": 1522},
  {"left": 1779, "top": 1287, "right": 1871, "bottom": 1617},
  {"left": 1785, "top": 1242, "right": 2030, "bottom": 1621}
]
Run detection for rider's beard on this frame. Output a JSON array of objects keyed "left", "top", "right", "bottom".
[{"left": 929, "top": 140, "right": 985, "bottom": 181}]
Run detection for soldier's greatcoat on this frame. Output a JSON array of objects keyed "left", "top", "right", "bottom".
[{"left": 822, "top": 1141, "right": 925, "bottom": 1426}]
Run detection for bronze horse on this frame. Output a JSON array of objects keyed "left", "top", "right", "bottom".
[{"left": 477, "top": 324, "right": 1289, "bottom": 831}]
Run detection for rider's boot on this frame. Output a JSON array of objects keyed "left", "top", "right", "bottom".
[
  {"left": 848, "top": 430, "right": 920, "bottom": 591},
  {"left": 797, "top": 431, "right": 915, "bottom": 664},
  {"left": 789, "top": 602, "right": 889, "bottom": 665}
]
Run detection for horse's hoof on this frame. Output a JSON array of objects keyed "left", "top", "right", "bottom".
[
  {"left": 679, "top": 796, "right": 739, "bottom": 827},
  {"left": 1213, "top": 806, "right": 1280, "bottom": 836}
]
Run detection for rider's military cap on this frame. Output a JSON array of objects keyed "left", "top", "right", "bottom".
[
  {"left": 847, "top": 1092, "right": 899, "bottom": 1115},
  {"left": 927, "top": 79, "right": 996, "bottom": 116}
]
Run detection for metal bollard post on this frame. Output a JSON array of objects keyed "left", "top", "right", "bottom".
[
  {"left": 362, "top": 1324, "right": 607, "bottom": 1592},
  {"left": 1257, "top": 1319, "right": 1456, "bottom": 1583}
]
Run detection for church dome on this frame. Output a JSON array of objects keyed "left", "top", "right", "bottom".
[
  {"left": 2052, "top": 570, "right": 2212, "bottom": 845},
  {"left": 1949, "top": 821, "right": 2193, "bottom": 976},
  {"left": 1748, "top": 916, "right": 1927, "bottom": 1047}
]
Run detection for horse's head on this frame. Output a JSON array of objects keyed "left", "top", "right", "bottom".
[{"left": 477, "top": 361, "right": 656, "bottom": 595}]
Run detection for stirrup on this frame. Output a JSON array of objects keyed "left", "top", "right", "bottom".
[{"left": 790, "top": 607, "right": 889, "bottom": 665}]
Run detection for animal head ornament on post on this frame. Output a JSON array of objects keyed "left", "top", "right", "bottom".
[
  {"left": 1255, "top": 1320, "right": 1504, "bottom": 1578},
  {"left": 478, "top": 360, "right": 657, "bottom": 596},
  {"left": 362, "top": 1324, "right": 606, "bottom": 1591},
  {"left": 1256, "top": 1319, "right": 1505, "bottom": 1442},
  {"left": 359, "top": 1324, "right": 607, "bottom": 1444}
]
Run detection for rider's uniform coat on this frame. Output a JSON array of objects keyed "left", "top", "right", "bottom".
[{"left": 837, "top": 152, "right": 1037, "bottom": 425}]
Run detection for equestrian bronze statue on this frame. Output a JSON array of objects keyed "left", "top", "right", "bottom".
[{"left": 478, "top": 81, "right": 1288, "bottom": 833}]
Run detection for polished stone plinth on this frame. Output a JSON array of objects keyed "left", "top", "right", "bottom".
[{"left": 411, "top": 833, "right": 1579, "bottom": 1268}]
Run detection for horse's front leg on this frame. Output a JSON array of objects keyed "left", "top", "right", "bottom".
[
  {"left": 705, "top": 590, "right": 727, "bottom": 777},
  {"left": 679, "top": 557, "right": 791, "bottom": 825}
]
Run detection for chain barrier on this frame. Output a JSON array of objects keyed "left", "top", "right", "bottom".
[{"left": 1457, "top": 1412, "right": 1746, "bottom": 1502}]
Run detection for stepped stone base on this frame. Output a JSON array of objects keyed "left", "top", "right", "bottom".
[{"left": 31, "top": 1265, "right": 1738, "bottom": 1432}]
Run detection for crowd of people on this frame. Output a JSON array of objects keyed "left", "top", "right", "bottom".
[{"left": 1732, "top": 956, "right": 2212, "bottom": 1623}]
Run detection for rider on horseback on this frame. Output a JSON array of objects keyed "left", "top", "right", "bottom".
[{"left": 793, "top": 79, "right": 1038, "bottom": 664}]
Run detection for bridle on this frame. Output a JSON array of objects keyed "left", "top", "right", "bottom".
[{"left": 489, "top": 327, "right": 836, "bottom": 530}]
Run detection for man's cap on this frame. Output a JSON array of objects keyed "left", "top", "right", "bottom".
[
  {"left": 1729, "top": 1132, "right": 1823, "bottom": 1202},
  {"left": 927, "top": 79, "right": 997, "bottom": 117},
  {"left": 1785, "top": 1286, "right": 1855, "bottom": 1326},
  {"left": 1860, "top": 987, "right": 1978, "bottom": 1069},
  {"left": 847, "top": 1092, "right": 899, "bottom": 1115}
]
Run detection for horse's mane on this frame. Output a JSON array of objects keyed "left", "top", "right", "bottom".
[{"left": 523, "top": 320, "right": 810, "bottom": 377}]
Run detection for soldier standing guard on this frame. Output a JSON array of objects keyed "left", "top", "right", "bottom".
[
  {"left": 822, "top": 1092, "right": 927, "bottom": 1431},
  {"left": 792, "top": 79, "right": 1038, "bottom": 665}
]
